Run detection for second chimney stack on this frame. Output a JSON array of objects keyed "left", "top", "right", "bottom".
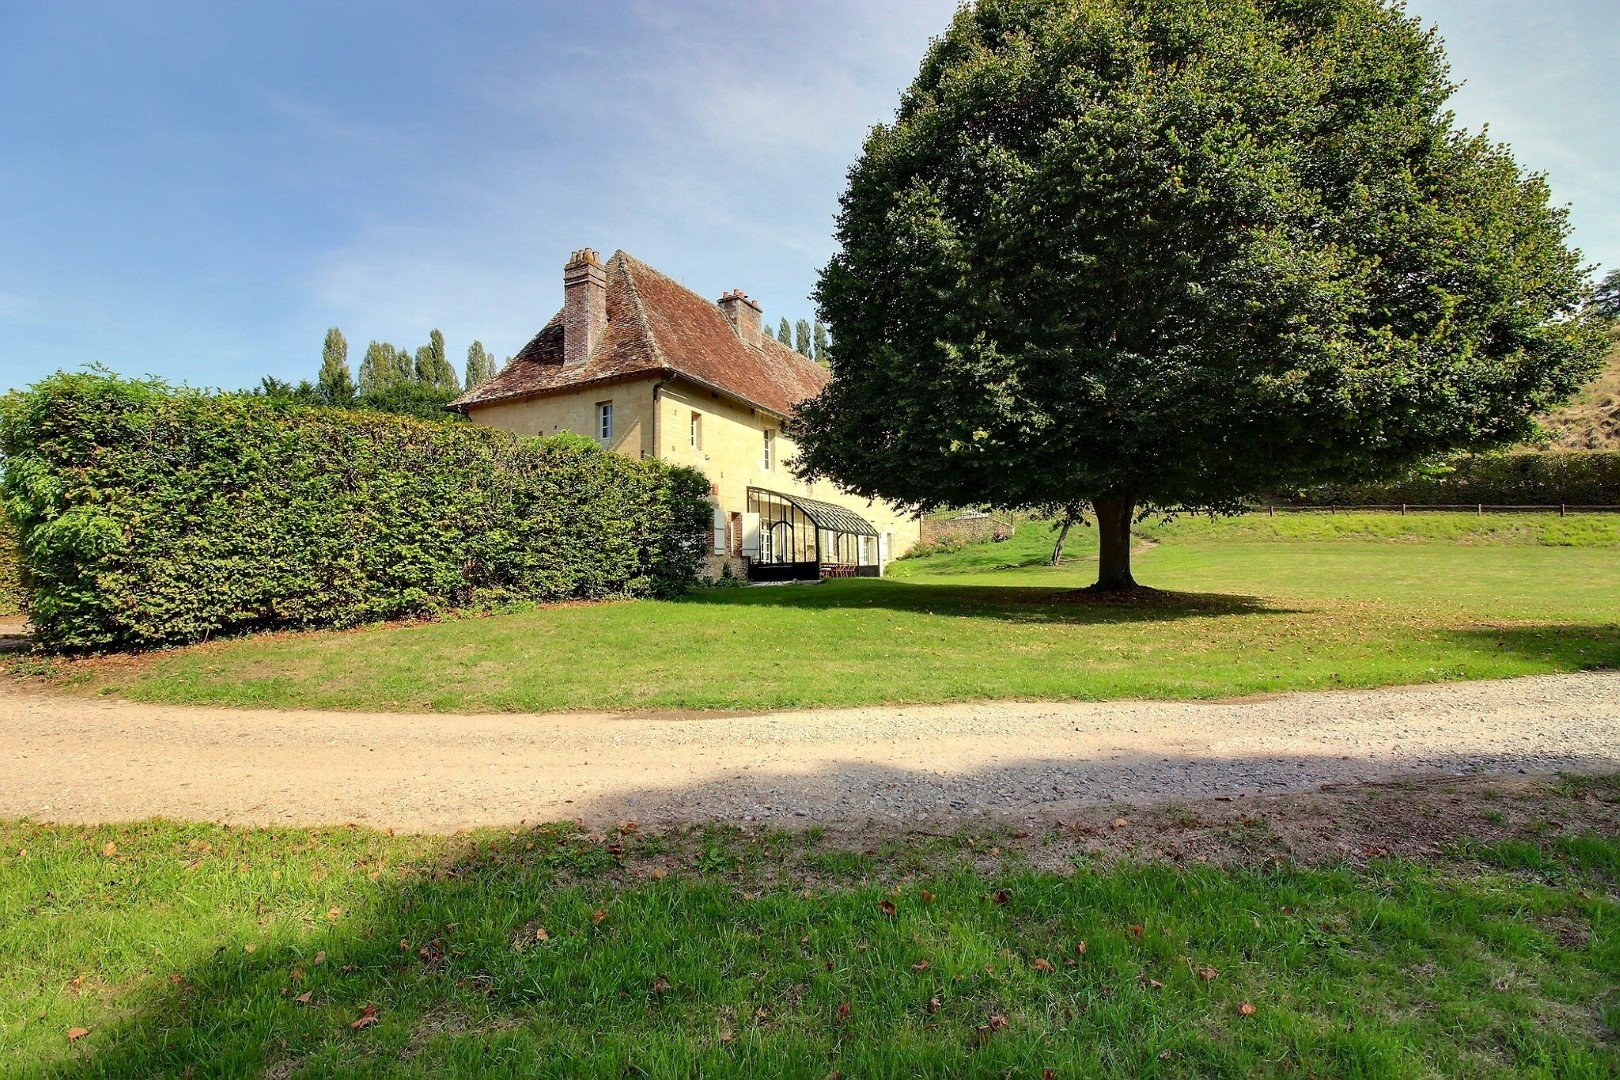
[{"left": 718, "top": 289, "right": 763, "bottom": 348}]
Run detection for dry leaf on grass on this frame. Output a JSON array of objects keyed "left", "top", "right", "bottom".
[
  {"left": 294, "top": 991, "right": 313, "bottom": 1005},
  {"left": 67, "top": 1027, "right": 90, "bottom": 1042},
  {"left": 350, "top": 1005, "right": 379, "bottom": 1030},
  {"left": 1238, "top": 1001, "right": 1257, "bottom": 1016},
  {"left": 878, "top": 899, "right": 896, "bottom": 917},
  {"left": 1032, "top": 958, "right": 1054, "bottom": 972}
]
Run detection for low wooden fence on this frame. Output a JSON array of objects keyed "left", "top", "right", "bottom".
[{"left": 1262, "top": 503, "right": 1620, "bottom": 516}]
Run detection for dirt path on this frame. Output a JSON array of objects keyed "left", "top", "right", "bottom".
[{"left": 2, "top": 672, "right": 1617, "bottom": 833}]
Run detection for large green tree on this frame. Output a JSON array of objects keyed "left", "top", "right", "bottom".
[
  {"left": 1593, "top": 269, "right": 1620, "bottom": 322},
  {"left": 794, "top": 0, "right": 1604, "bottom": 590},
  {"left": 318, "top": 327, "right": 355, "bottom": 404}
]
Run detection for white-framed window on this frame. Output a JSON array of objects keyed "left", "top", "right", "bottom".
[
  {"left": 595, "top": 401, "right": 614, "bottom": 442},
  {"left": 690, "top": 411, "right": 702, "bottom": 451},
  {"left": 762, "top": 428, "right": 774, "bottom": 470}
]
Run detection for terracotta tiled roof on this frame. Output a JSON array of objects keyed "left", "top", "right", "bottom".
[{"left": 450, "top": 250, "right": 829, "bottom": 418}]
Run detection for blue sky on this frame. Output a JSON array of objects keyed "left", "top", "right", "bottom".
[{"left": 2, "top": 0, "right": 1617, "bottom": 393}]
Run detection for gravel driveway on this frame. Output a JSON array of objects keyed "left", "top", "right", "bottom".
[{"left": 2, "top": 673, "right": 1617, "bottom": 832}]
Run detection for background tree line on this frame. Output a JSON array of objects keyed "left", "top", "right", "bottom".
[
  {"left": 773, "top": 317, "right": 831, "bottom": 368},
  {"left": 254, "top": 329, "right": 504, "bottom": 421}
]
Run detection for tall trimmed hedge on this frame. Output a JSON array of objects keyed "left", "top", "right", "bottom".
[
  {"left": 0, "top": 373, "right": 712, "bottom": 651},
  {"left": 0, "top": 510, "right": 20, "bottom": 617},
  {"left": 1293, "top": 451, "right": 1620, "bottom": 506}
]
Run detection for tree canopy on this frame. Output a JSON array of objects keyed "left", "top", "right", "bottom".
[{"left": 793, "top": 0, "right": 1605, "bottom": 588}]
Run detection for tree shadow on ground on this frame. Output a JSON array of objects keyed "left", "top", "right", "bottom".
[
  {"left": 1439, "top": 625, "right": 1620, "bottom": 674},
  {"left": 678, "top": 579, "right": 1298, "bottom": 625},
  {"left": 20, "top": 753, "right": 1620, "bottom": 1077}
]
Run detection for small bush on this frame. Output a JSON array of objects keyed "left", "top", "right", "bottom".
[
  {"left": 1292, "top": 451, "right": 1620, "bottom": 506},
  {"left": 0, "top": 373, "right": 712, "bottom": 651}
]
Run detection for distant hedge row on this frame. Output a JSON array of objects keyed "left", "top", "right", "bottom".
[
  {"left": 1290, "top": 451, "right": 1620, "bottom": 507},
  {"left": 0, "top": 511, "right": 20, "bottom": 617},
  {"left": 0, "top": 373, "right": 712, "bottom": 651}
]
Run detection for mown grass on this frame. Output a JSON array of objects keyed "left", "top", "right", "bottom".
[
  {"left": 2, "top": 785, "right": 1616, "bottom": 1078},
  {"left": 28, "top": 512, "right": 1617, "bottom": 713}
]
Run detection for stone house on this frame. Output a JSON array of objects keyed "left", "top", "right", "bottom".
[{"left": 449, "top": 248, "right": 921, "bottom": 580}]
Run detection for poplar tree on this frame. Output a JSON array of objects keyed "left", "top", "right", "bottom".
[
  {"left": 813, "top": 321, "right": 830, "bottom": 368},
  {"left": 777, "top": 318, "right": 792, "bottom": 347},
  {"left": 794, "top": 319, "right": 813, "bottom": 358},
  {"left": 465, "top": 340, "right": 497, "bottom": 389},
  {"left": 317, "top": 327, "right": 355, "bottom": 404}
]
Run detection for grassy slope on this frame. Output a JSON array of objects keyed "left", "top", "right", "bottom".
[
  {"left": 1542, "top": 337, "right": 1620, "bottom": 450},
  {"left": 2, "top": 780, "right": 1617, "bottom": 1078},
  {"left": 35, "top": 513, "right": 1620, "bottom": 713}
]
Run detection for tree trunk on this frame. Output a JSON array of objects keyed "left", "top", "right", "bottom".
[
  {"left": 1048, "top": 512, "right": 1076, "bottom": 567},
  {"left": 1091, "top": 496, "right": 1137, "bottom": 591}
]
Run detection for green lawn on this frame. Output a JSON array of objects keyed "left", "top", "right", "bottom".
[
  {"left": 3, "top": 777, "right": 1616, "bottom": 1078},
  {"left": 31, "top": 512, "right": 1618, "bottom": 714}
]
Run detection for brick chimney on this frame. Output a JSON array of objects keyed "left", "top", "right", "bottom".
[
  {"left": 563, "top": 248, "right": 606, "bottom": 366},
  {"left": 718, "top": 290, "right": 763, "bottom": 348}
]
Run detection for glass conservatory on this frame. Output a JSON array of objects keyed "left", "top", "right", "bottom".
[{"left": 745, "top": 488, "right": 880, "bottom": 582}]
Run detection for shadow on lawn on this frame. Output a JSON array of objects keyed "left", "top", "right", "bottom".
[
  {"left": 680, "top": 578, "right": 1296, "bottom": 624},
  {"left": 1440, "top": 624, "right": 1620, "bottom": 674},
  {"left": 29, "top": 752, "right": 1620, "bottom": 1076}
]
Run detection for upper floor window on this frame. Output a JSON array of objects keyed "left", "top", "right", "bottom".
[
  {"left": 762, "top": 428, "right": 774, "bottom": 470},
  {"left": 596, "top": 401, "right": 614, "bottom": 442},
  {"left": 690, "top": 411, "right": 702, "bottom": 451}
]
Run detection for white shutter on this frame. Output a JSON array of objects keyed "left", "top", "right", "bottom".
[
  {"left": 878, "top": 532, "right": 890, "bottom": 575},
  {"left": 741, "top": 512, "right": 761, "bottom": 557},
  {"left": 712, "top": 509, "right": 727, "bottom": 555}
]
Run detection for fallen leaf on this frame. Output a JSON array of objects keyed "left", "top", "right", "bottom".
[
  {"left": 294, "top": 991, "right": 313, "bottom": 1005},
  {"left": 326, "top": 908, "right": 342, "bottom": 923},
  {"left": 102, "top": 842, "right": 116, "bottom": 857},
  {"left": 1111, "top": 818, "right": 1129, "bottom": 830},
  {"left": 289, "top": 966, "right": 304, "bottom": 983},
  {"left": 1011, "top": 830, "right": 1031, "bottom": 840},
  {"left": 67, "top": 1027, "right": 90, "bottom": 1042},
  {"left": 990, "top": 890, "right": 1010, "bottom": 906},
  {"left": 1198, "top": 967, "right": 1218, "bottom": 982},
  {"left": 911, "top": 960, "right": 930, "bottom": 972},
  {"left": 837, "top": 1002, "right": 852, "bottom": 1023},
  {"left": 719, "top": 1029, "right": 735, "bottom": 1045},
  {"left": 1238, "top": 1001, "right": 1256, "bottom": 1016},
  {"left": 649, "top": 868, "right": 668, "bottom": 880},
  {"left": 1075, "top": 940, "right": 1087, "bottom": 955},
  {"left": 1146, "top": 978, "right": 1164, "bottom": 990},
  {"left": 989, "top": 1014, "right": 1009, "bottom": 1030},
  {"left": 591, "top": 909, "right": 608, "bottom": 925},
  {"left": 1032, "top": 958, "right": 1054, "bottom": 972},
  {"left": 919, "top": 890, "right": 936, "bottom": 904},
  {"left": 1129, "top": 924, "right": 1145, "bottom": 941},
  {"left": 313, "top": 951, "right": 327, "bottom": 966},
  {"left": 927, "top": 997, "right": 941, "bottom": 1014},
  {"left": 878, "top": 899, "right": 896, "bottom": 918},
  {"left": 350, "top": 1004, "right": 379, "bottom": 1030},
  {"left": 533, "top": 927, "right": 549, "bottom": 942},
  {"left": 243, "top": 943, "right": 256, "bottom": 953}
]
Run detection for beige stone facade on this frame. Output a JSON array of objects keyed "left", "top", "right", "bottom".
[{"left": 463, "top": 374, "right": 921, "bottom": 578}]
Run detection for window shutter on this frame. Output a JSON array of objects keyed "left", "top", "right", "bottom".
[
  {"left": 712, "top": 509, "right": 727, "bottom": 555},
  {"left": 741, "top": 513, "right": 761, "bottom": 557}
]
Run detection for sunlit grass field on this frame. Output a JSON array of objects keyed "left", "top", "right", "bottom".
[
  {"left": 20, "top": 513, "right": 1620, "bottom": 713},
  {"left": 3, "top": 778, "right": 1617, "bottom": 1078}
]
